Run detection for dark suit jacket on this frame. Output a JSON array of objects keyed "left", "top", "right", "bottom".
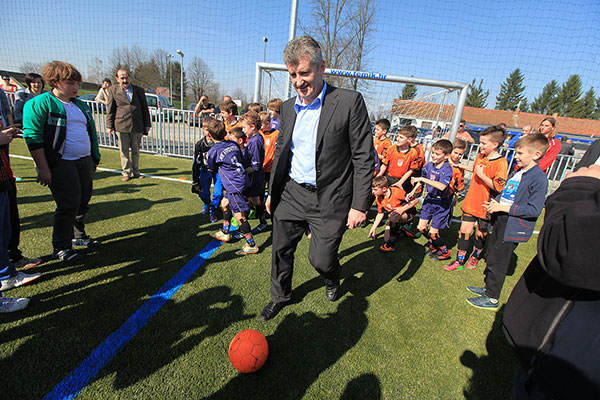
[
  {"left": 106, "top": 84, "right": 151, "bottom": 134},
  {"left": 575, "top": 139, "right": 600, "bottom": 171},
  {"left": 269, "top": 84, "right": 374, "bottom": 222}
]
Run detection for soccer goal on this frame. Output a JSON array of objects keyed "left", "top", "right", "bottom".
[{"left": 253, "top": 62, "right": 469, "bottom": 141}]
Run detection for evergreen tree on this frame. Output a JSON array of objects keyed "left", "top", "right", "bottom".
[
  {"left": 400, "top": 83, "right": 417, "bottom": 100},
  {"left": 558, "top": 74, "right": 584, "bottom": 118},
  {"left": 530, "top": 80, "right": 560, "bottom": 115},
  {"left": 519, "top": 98, "right": 529, "bottom": 113},
  {"left": 495, "top": 68, "right": 526, "bottom": 111},
  {"left": 465, "top": 79, "right": 489, "bottom": 108},
  {"left": 582, "top": 88, "right": 598, "bottom": 119}
]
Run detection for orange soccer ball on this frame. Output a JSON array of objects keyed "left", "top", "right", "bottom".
[{"left": 228, "top": 329, "right": 269, "bottom": 373}]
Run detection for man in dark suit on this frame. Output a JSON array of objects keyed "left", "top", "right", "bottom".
[
  {"left": 259, "top": 36, "right": 374, "bottom": 321},
  {"left": 106, "top": 69, "right": 151, "bottom": 181}
]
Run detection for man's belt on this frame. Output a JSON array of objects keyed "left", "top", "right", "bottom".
[{"left": 297, "top": 182, "right": 317, "bottom": 192}]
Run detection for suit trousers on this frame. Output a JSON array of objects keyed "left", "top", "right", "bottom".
[
  {"left": 117, "top": 131, "right": 142, "bottom": 177},
  {"left": 7, "top": 179, "right": 22, "bottom": 262},
  {"left": 270, "top": 178, "right": 346, "bottom": 303},
  {"left": 49, "top": 156, "right": 95, "bottom": 251}
]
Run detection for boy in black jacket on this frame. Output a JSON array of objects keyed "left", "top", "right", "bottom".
[{"left": 191, "top": 122, "right": 214, "bottom": 215}]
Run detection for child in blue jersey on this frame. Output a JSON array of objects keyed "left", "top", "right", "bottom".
[
  {"left": 240, "top": 111, "right": 268, "bottom": 233},
  {"left": 408, "top": 139, "right": 454, "bottom": 260},
  {"left": 205, "top": 117, "right": 258, "bottom": 255},
  {"left": 466, "top": 134, "right": 549, "bottom": 309}
]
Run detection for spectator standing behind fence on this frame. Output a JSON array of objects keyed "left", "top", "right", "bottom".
[
  {"left": 536, "top": 116, "right": 561, "bottom": 174},
  {"left": 106, "top": 69, "right": 151, "bottom": 182},
  {"left": 13, "top": 73, "right": 45, "bottom": 124},
  {"left": 0, "top": 75, "right": 17, "bottom": 93},
  {"left": 23, "top": 61, "right": 102, "bottom": 262},
  {"left": 442, "top": 120, "right": 475, "bottom": 143},
  {"left": 193, "top": 95, "right": 215, "bottom": 117},
  {"left": 94, "top": 78, "right": 112, "bottom": 106}
]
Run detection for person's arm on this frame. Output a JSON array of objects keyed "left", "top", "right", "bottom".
[
  {"left": 30, "top": 148, "right": 52, "bottom": 185},
  {"left": 464, "top": 132, "right": 475, "bottom": 143},
  {"left": 538, "top": 139, "right": 561, "bottom": 172},
  {"left": 389, "top": 197, "right": 419, "bottom": 218},
  {"left": 377, "top": 163, "right": 387, "bottom": 177},
  {"left": 474, "top": 164, "right": 495, "bottom": 189},
  {"left": 536, "top": 166, "right": 600, "bottom": 291},
  {"left": 368, "top": 212, "right": 385, "bottom": 238},
  {"left": 393, "top": 169, "right": 413, "bottom": 188},
  {"left": 412, "top": 176, "right": 448, "bottom": 191},
  {"left": 138, "top": 87, "right": 152, "bottom": 133},
  {"left": 105, "top": 89, "right": 116, "bottom": 133}
]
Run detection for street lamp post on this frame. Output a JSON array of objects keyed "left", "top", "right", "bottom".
[
  {"left": 167, "top": 54, "right": 173, "bottom": 104},
  {"left": 262, "top": 37, "right": 268, "bottom": 62},
  {"left": 176, "top": 49, "right": 184, "bottom": 109}
]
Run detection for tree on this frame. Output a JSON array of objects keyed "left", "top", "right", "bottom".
[
  {"left": 186, "top": 57, "right": 215, "bottom": 102},
  {"left": 400, "top": 83, "right": 417, "bottom": 100},
  {"left": 558, "top": 74, "right": 584, "bottom": 118},
  {"left": 303, "top": 0, "right": 377, "bottom": 90},
  {"left": 108, "top": 45, "right": 146, "bottom": 77},
  {"left": 495, "top": 68, "right": 526, "bottom": 111},
  {"left": 582, "top": 88, "right": 598, "bottom": 120},
  {"left": 530, "top": 80, "right": 560, "bottom": 115},
  {"left": 133, "top": 60, "right": 161, "bottom": 91},
  {"left": 465, "top": 79, "right": 489, "bottom": 108},
  {"left": 19, "top": 62, "right": 44, "bottom": 74},
  {"left": 87, "top": 57, "right": 107, "bottom": 84}
]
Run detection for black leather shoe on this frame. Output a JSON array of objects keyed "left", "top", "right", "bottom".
[
  {"left": 259, "top": 301, "right": 286, "bottom": 321},
  {"left": 325, "top": 282, "right": 340, "bottom": 302}
]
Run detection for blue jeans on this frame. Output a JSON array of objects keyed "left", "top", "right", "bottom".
[
  {"left": 211, "top": 173, "right": 224, "bottom": 210},
  {"left": 197, "top": 169, "right": 212, "bottom": 206},
  {"left": 0, "top": 191, "right": 17, "bottom": 280}
]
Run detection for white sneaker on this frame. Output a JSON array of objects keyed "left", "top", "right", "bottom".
[
  {"left": 13, "top": 257, "right": 42, "bottom": 269},
  {"left": 0, "top": 295, "right": 30, "bottom": 313},
  {"left": 0, "top": 271, "right": 42, "bottom": 291}
]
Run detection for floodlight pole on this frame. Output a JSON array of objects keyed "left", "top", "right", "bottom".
[
  {"left": 284, "top": 0, "right": 298, "bottom": 100},
  {"left": 167, "top": 54, "right": 173, "bottom": 104},
  {"left": 176, "top": 49, "right": 184, "bottom": 109}
]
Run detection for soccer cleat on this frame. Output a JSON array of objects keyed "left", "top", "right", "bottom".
[
  {"left": 466, "top": 295, "right": 499, "bottom": 310},
  {"left": 0, "top": 295, "right": 30, "bottom": 313},
  {"left": 432, "top": 249, "right": 452, "bottom": 261},
  {"left": 0, "top": 271, "right": 42, "bottom": 291},
  {"left": 379, "top": 242, "right": 395, "bottom": 252},
  {"left": 201, "top": 204, "right": 210, "bottom": 215},
  {"left": 467, "top": 286, "right": 486, "bottom": 296},
  {"left": 443, "top": 260, "right": 464, "bottom": 271},
  {"left": 401, "top": 226, "right": 421, "bottom": 239},
  {"left": 236, "top": 244, "right": 259, "bottom": 256},
  {"left": 13, "top": 257, "right": 42, "bottom": 270},
  {"left": 53, "top": 248, "right": 82, "bottom": 262},
  {"left": 465, "top": 256, "right": 479, "bottom": 270},
  {"left": 210, "top": 231, "right": 231, "bottom": 242},
  {"left": 72, "top": 237, "right": 101, "bottom": 248},
  {"left": 248, "top": 209, "right": 257, "bottom": 219},
  {"left": 424, "top": 243, "right": 438, "bottom": 256},
  {"left": 252, "top": 223, "right": 268, "bottom": 234},
  {"left": 209, "top": 210, "right": 218, "bottom": 223}
]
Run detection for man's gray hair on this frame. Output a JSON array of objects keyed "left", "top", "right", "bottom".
[{"left": 283, "top": 36, "right": 324, "bottom": 67}]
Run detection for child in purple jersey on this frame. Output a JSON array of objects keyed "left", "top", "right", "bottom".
[
  {"left": 408, "top": 139, "right": 454, "bottom": 260},
  {"left": 241, "top": 111, "right": 268, "bottom": 233},
  {"left": 205, "top": 117, "right": 258, "bottom": 255}
]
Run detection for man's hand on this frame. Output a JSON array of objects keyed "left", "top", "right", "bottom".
[
  {"left": 265, "top": 196, "right": 271, "bottom": 215},
  {"left": 106, "top": 128, "right": 114, "bottom": 135},
  {"left": 347, "top": 208, "right": 366, "bottom": 229},
  {"left": 565, "top": 165, "right": 600, "bottom": 181},
  {"left": 37, "top": 168, "right": 51, "bottom": 186}
]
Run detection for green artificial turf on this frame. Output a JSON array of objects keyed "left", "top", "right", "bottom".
[{"left": 1, "top": 140, "right": 541, "bottom": 399}]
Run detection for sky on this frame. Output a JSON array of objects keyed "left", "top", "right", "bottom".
[{"left": 2, "top": 0, "right": 599, "bottom": 113}]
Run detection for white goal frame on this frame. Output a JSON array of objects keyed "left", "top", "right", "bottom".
[{"left": 253, "top": 62, "right": 470, "bottom": 141}]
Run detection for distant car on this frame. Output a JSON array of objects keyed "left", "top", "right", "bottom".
[
  {"left": 78, "top": 94, "right": 106, "bottom": 111},
  {"left": 145, "top": 93, "right": 174, "bottom": 121}
]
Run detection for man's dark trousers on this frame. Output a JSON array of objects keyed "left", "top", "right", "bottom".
[{"left": 270, "top": 178, "right": 346, "bottom": 303}]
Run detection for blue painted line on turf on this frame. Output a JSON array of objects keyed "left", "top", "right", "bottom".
[{"left": 43, "top": 239, "right": 223, "bottom": 400}]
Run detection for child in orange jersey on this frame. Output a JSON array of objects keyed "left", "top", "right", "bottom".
[
  {"left": 406, "top": 126, "right": 425, "bottom": 177},
  {"left": 373, "top": 119, "right": 392, "bottom": 163},
  {"left": 444, "top": 126, "right": 508, "bottom": 271},
  {"left": 378, "top": 126, "right": 419, "bottom": 194},
  {"left": 219, "top": 100, "right": 241, "bottom": 134},
  {"left": 368, "top": 176, "right": 419, "bottom": 252},
  {"left": 449, "top": 139, "right": 467, "bottom": 201}
]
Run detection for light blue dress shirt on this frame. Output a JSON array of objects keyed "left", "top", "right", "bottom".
[
  {"left": 289, "top": 82, "right": 327, "bottom": 186},
  {"left": 123, "top": 86, "right": 133, "bottom": 102}
]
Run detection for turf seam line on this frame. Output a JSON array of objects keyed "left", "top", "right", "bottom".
[
  {"left": 42, "top": 239, "right": 222, "bottom": 400},
  {"left": 9, "top": 154, "right": 193, "bottom": 184}
]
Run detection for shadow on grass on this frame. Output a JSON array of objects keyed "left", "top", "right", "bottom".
[
  {"left": 460, "top": 305, "right": 519, "bottom": 400},
  {"left": 340, "top": 373, "right": 381, "bottom": 400},
  {"left": 0, "top": 213, "right": 215, "bottom": 400},
  {"left": 203, "top": 295, "right": 369, "bottom": 399}
]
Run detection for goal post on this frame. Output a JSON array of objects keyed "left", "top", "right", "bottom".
[{"left": 253, "top": 62, "right": 469, "bottom": 141}]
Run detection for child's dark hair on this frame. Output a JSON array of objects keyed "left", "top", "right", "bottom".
[
  {"left": 203, "top": 116, "right": 226, "bottom": 141},
  {"left": 452, "top": 138, "right": 467, "bottom": 150},
  {"left": 372, "top": 176, "right": 389, "bottom": 188},
  {"left": 220, "top": 100, "right": 238, "bottom": 115},
  {"left": 24, "top": 73, "right": 44, "bottom": 89},
  {"left": 398, "top": 125, "right": 418, "bottom": 139},
  {"left": 375, "top": 118, "right": 390, "bottom": 131},
  {"left": 432, "top": 139, "right": 453, "bottom": 155},
  {"left": 480, "top": 125, "right": 507, "bottom": 147},
  {"left": 514, "top": 133, "right": 549, "bottom": 158},
  {"left": 230, "top": 127, "right": 246, "bottom": 141}
]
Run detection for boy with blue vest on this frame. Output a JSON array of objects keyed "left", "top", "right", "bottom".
[{"left": 466, "top": 134, "right": 549, "bottom": 309}]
